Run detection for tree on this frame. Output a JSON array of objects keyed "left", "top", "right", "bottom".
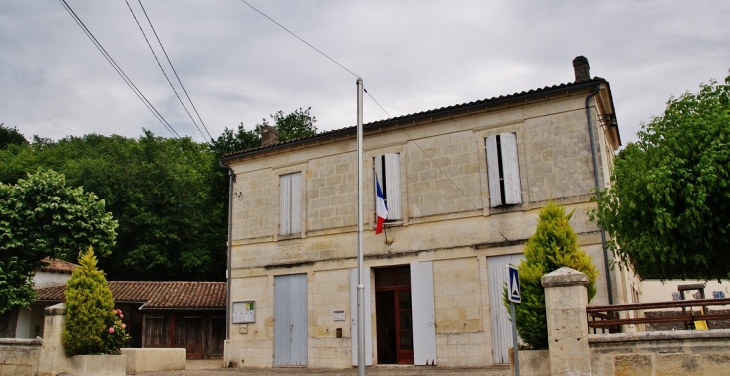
[
  {"left": 592, "top": 74, "right": 730, "bottom": 280},
  {"left": 504, "top": 202, "right": 598, "bottom": 349},
  {"left": 0, "top": 123, "right": 28, "bottom": 149},
  {"left": 270, "top": 107, "right": 317, "bottom": 141},
  {"left": 0, "top": 169, "right": 117, "bottom": 314},
  {"left": 63, "top": 247, "right": 128, "bottom": 355}
]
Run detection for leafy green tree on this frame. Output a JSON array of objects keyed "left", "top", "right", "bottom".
[
  {"left": 0, "top": 169, "right": 117, "bottom": 314},
  {"left": 0, "top": 123, "right": 28, "bottom": 149},
  {"left": 63, "top": 247, "right": 128, "bottom": 355},
  {"left": 504, "top": 202, "right": 598, "bottom": 349},
  {"left": 270, "top": 107, "right": 317, "bottom": 141},
  {"left": 211, "top": 122, "right": 260, "bottom": 156},
  {"left": 592, "top": 74, "right": 730, "bottom": 280}
]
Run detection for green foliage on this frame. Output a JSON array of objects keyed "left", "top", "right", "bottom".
[
  {"left": 0, "top": 123, "right": 28, "bottom": 149},
  {"left": 211, "top": 122, "right": 260, "bottom": 156},
  {"left": 270, "top": 107, "right": 318, "bottom": 141},
  {"left": 0, "top": 107, "right": 316, "bottom": 283},
  {"left": 504, "top": 202, "right": 598, "bottom": 349},
  {"left": 0, "top": 169, "right": 117, "bottom": 314},
  {"left": 103, "top": 309, "right": 131, "bottom": 354},
  {"left": 592, "top": 73, "right": 730, "bottom": 280},
  {"left": 63, "top": 247, "right": 128, "bottom": 355}
]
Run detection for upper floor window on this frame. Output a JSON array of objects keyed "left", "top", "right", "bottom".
[
  {"left": 374, "top": 154, "right": 402, "bottom": 221},
  {"left": 279, "top": 172, "right": 302, "bottom": 236},
  {"left": 485, "top": 133, "right": 522, "bottom": 207}
]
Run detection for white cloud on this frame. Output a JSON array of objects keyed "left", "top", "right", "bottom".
[{"left": 1, "top": 0, "right": 728, "bottom": 145}]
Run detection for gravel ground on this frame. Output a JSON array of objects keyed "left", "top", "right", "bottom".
[{"left": 138, "top": 360, "right": 511, "bottom": 376}]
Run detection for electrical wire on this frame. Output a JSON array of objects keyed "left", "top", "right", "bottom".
[
  {"left": 137, "top": 0, "right": 214, "bottom": 141},
  {"left": 238, "top": 0, "right": 391, "bottom": 119},
  {"left": 125, "top": 0, "right": 209, "bottom": 142},
  {"left": 57, "top": 0, "right": 180, "bottom": 139}
]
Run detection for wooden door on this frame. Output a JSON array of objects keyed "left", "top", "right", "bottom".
[{"left": 374, "top": 266, "right": 413, "bottom": 364}]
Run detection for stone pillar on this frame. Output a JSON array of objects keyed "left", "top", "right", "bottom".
[
  {"left": 541, "top": 267, "right": 592, "bottom": 376},
  {"left": 37, "top": 303, "right": 68, "bottom": 376}
]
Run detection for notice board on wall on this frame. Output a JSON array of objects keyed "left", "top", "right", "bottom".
[{"left": 232, "top": 301, "right": 256, "bottom": 323}]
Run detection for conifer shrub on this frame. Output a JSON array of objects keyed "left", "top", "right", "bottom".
[
  {"left": 63, "top": 247, "right": 129, "bottom": 355},
  {"left": 504, "top": 202, "right": 598, "bottom": 349}
]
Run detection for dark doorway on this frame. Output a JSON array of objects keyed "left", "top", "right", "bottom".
[{"left": 375, "top": 266, "right": 413, "bottom": 364}]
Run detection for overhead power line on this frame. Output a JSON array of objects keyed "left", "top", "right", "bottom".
[
  {"left": 238, "top": 0, "right": 391, "bottom": 118},
  {"left": 136, "top": 0, "right": 214, "bottom": 141},
  {"left": 125, "top": 0, "right": 209, "bottom": 142},
  {"left": 57, "top": 0, "right": 180, "bottom": 139}
]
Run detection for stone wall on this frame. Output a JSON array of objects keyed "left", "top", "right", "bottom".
[
  {"left": 589, "top": 330, "right": 730, "bottom": 376},
  {"left": 0, "top": 338, "right": 42, "bottom": 376},
  {"left": 513, "top": 269, "right": 730, "bottom": 376}
]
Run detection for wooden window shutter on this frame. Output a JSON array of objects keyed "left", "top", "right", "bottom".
[
  {"left": 290, "top": 172, "right": 302, "bottom": 234},
  {"left": 485, "top": 133, "right": 522, "bottom": 207},
  {"left": 279, "top": 174, "right": 291, "bottom": 235},
  {"left": 383, "top": 154, "right": 402, "bottom": 220},
  {"left": 279, "top": 172, "right": 301, "bottom": 235},
  {"left": 499, "top": 133, "right": 522, "bottom": 205},
  {"left": 485, "top": 135, "right": 503, "bottom": 207}
]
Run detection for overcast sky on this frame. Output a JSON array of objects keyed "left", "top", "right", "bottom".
[{"left": 1, "top": 1, "right": 728, "bottom": 146}]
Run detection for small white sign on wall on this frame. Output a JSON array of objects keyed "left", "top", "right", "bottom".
[
  {"left": 232, "top": 301, "right": 256, "bottom": 323},
  {"left": 333, "top": 309, "right": 346, "bottom": 321}
]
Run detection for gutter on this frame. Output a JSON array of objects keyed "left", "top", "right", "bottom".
[
  {"left": 219, "top": 160, "right": 235, "bottom": 340},
  {"left": 585, "top": 83, "right": 614, "bottom": 305}
]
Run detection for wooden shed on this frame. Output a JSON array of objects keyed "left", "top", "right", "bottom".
[{"left": 36, "top": 281, "right": 226, "bottom": 359}]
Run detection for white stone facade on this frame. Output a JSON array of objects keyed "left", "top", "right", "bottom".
[{"left": 222, "top": 75, "right": 637, "bottom": 368}]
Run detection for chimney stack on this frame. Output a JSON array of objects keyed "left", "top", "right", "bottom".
[
  {"left": 260, "top": 125, "right": 278, "bottom": 147},
  {"left": 572, "top": 56, "right": 591, "bottom": 82}
]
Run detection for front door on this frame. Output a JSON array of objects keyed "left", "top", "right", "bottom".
[{"left": 375, "top": 266, "right": 413, "bottom": 364}]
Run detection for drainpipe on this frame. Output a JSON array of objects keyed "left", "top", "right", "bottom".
[
  {"left": 220, "top": 160, "right": 235, "bottom": 339},
  {"left": 585, "top": 83, "right": 614, "bottom": 305}
]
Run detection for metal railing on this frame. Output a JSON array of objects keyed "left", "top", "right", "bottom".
[{"left": 586, "top": 298, "right": 730, "bottom": 331}]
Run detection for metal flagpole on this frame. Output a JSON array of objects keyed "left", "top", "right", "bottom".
[{"left": 356, "top": 77, "right": 366, "bottom": 376}]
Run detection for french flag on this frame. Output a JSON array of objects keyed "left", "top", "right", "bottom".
[{"left": 375, "top": 176, "right": 388, "bottom": 234}]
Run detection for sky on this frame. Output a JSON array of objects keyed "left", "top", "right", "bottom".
[{"left": 1, "top": 1, "right": 729, "bottom": 146}]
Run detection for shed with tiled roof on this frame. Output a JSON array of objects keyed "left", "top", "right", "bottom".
[{"left": 35, "top": 281, "right": 226, "bottom": 359}]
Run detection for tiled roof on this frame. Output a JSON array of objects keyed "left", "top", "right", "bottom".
[
  {"left": 221, "top": 78, "right": 608, "bottom": 160},
  {"left": 36, "top": 281, "right": 226, "bottom": 310},
  {"left": 39, "top": 257, "right": 78, "bottom": 274}
]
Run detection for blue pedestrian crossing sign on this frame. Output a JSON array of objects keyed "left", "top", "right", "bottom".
[{"left": 508, "top": 265, "right": 521, "bottom": 304}]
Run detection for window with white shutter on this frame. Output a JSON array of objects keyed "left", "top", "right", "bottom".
[
  {"left": 373, "top": 154, "right": 402, "bottom": 220},
  {"left": 485, "top": 133, "right": 522, "bottom": 207},
  {"left": 279, "top": 172, "right": 302, "bottom": 236}
]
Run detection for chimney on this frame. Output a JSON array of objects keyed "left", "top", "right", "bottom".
[
  {"left": 260, "top": 125, "right": 278, "bottom": 147},
  {"left": 572, "top": 56, "right": 591, "bottom": 82}
]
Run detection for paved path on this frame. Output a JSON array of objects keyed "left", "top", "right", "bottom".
[{"left": 139, "top": 361, "right": 511, "bottom": 376}]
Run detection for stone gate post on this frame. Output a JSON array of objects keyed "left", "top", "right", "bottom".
[
  {"left": 541, "top": 267, "right": 592, "bottom": 376},
  {"left": 37, "top": 303, "right": 68, "bottom": 376}
]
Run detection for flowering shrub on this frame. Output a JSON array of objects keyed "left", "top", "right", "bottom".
[{"left": 102, "top": 309, "right": 130, "bottom": 354}]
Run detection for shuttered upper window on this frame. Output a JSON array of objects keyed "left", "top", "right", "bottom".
[
  {"left": 279, "top": 172, "right": 302, "bottom": 236},
  {"left": 374, "top": 154, "right": 402, "bottom": 221},
  {"left": 485, "top": 133, "right": 522, "bottom": 207}
]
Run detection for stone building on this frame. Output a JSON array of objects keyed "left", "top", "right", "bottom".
[{"left": 220, "top": 57, "right": 639, "bottom": 368}]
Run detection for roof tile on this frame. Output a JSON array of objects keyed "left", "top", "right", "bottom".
[{"left": 36, "top": 281, "right": 226, "bottom": 309}]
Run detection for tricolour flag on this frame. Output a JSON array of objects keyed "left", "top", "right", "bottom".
[{"left": 375, "top": 176, "right": 388, "bottom": 234}]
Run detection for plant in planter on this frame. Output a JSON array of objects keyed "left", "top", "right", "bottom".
[
  {"left": 503, "top": 202, "right": 598, "bottom": 349},
  {"left": 63, "top": 247, "right": 130, "bottom": 355}
]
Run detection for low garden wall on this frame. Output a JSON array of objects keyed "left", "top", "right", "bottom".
[
  {"left": 0, "top": 337, "right": 42, "bottom": 376},
  {"left": 121, "top": 348, "right": 186, "bottom": 374},
  {"left": 511, "top": 268, "right": 730, "bottom": 376},
  {"left": 2, "top": 304, "right": 188, "bottom": 375}
]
